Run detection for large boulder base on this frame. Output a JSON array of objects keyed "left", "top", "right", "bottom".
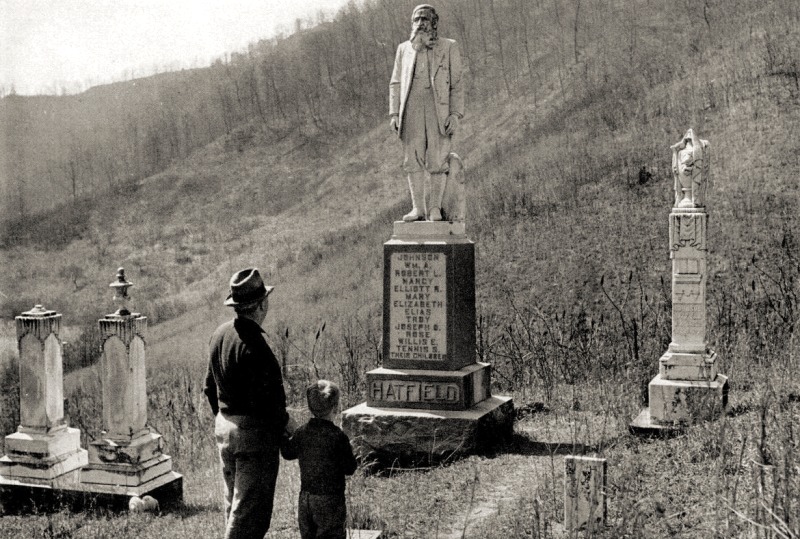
[{"left": 343, "top": 396, "right": 513, "bottom": 468}]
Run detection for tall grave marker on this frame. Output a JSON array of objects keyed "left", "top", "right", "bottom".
[
  {"left": 0, "top": 305, "right": 88, "bottom": 492},
  {"left": 344, "top": 222, "right": 514, "bottom": 464},
  {"left": 347, "top": 5, "right": 513, "bottom": 464},
  {"left": 79, "top": 268, "right": 182, "bottom": 504},
  {"left": 632, "top": 129, "right": 729, "bottom": 432}
]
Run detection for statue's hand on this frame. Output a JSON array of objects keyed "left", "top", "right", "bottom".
[
  {"left": 390, "top": 116, "right": 399, "bottom": 134},
  {"left": 445, "top": 114, "right": 459, "bottom": 136}
]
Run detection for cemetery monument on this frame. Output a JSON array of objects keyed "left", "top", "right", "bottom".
[
  {"left": 0, "top": 270, "right": 182, "bottom": 513},
  {"left": 632, "top": 129, "right": 729, "bottom": 432},
  {"left": 79, "top": 268, "right": 182, "bottom": 503},
  {"left": 343, "top": 4, "right": 513, "bottom": 465},
  {"left": 0, "top": 305, "right": 89, "bottom": 499}
]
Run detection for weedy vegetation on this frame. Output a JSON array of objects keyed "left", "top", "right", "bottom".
[{"left": 1, "top": 0, "right": 799, "bottom": 537}]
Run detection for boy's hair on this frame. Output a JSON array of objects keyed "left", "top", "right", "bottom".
[{"left": 306, "top": 380, "right": 340, "bottom": 418}]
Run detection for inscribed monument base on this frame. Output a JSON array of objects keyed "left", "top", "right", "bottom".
[{"left": 366, "top": 362, "right": 490, "bottom": 410}]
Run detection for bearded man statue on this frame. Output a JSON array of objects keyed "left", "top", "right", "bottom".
[{"left": 389, "top": 4, "right": 464, "bottom": 222}]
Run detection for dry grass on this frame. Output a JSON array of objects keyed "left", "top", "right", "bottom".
[{"left": 1, "top": 0, "right": 800, "bottom": 537}]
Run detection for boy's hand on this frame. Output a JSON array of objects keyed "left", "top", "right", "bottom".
[{"left": 285, "top": 415, "right": 298, "bottom": 435}]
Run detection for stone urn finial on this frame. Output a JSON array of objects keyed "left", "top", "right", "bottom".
[{"left": 110, "top": 267, "right": 133, "bottom": 317}]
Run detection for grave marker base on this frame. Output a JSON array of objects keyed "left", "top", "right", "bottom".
[
  {"left": 0, "top": 471, "right": 182, "bottom": 514},
  {"left": 648, "top": 373, "right": 729, "bottom": 424},
  {"left": 659, "top": 350, "right": 718, "bottom": 381},
  {"left": 630, "top": 373, "right": 728, "bottom": 435},
  {"left": 343, "top": 396, "right": 513, "bottom": 468},
  {"left": 0, "top": 450, "right": 88, "bottom": 485},
  {"left": 366, "top": 363, "right": 490, "bottom": 410},
  {"left": 0, "top": 426, "right": 88, "bottom": 488}
]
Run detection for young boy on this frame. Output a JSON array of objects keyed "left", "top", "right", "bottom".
[{"left": 282, "top": 380, "right": 358, "bottom": 539}]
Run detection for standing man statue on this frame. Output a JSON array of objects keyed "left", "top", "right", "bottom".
[
  {"left": 390, "top": 4, "right": 464, "bottom": 222},
  {"left": 204, "top": 268, "right": 293, "bottom": 539}
]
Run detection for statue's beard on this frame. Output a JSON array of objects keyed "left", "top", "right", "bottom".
[{"left": 410, "top": 28, "right": 436, "bottom": 49}]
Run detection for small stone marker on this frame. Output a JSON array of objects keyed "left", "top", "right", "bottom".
[{"left": 564, "top": 456, "right": 606, "bottom": 533}]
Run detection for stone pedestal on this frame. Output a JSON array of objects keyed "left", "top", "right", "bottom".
[
  {"left": 79, "top": 270, "right": 182, "bottom": 504},
  {"left": 367, "top": 363, "right": 490, "bottom": 411},
  {"left": 564, "top": 456, "right": 607, "bottom": 533},
  {"left": 344, "top": 223, "right": 513, "bottom": 466},
  {"left": 79, "top": 311, "right": 182, "bottom": 499},
  {"left": 343, "top": 396, "right": 514, "bottom": 466},
  {"left": 632, "top": 132, "right": 728, "bottom": 433},
  {"left": 647, "top": 374, "right": 728, "bottom": 424},
  {"left": 0, "top": 306, "right": 88, "bottom": 489},
  {"left": 382, "top": 222, "right": 475, "bottom": 371}
]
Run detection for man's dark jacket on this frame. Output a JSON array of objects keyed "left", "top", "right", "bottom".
[{"left": 204, "top": 317, "right": 288, "bottom": 436}]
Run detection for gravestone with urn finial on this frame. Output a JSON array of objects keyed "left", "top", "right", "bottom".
[
  {"left": 78, "top": 268, "right": 183, "bottom": 506},
  {"left": 1, "top": 271, "right": 183, "bottom": 513}
]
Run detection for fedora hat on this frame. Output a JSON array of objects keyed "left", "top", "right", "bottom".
[{"left": 224, "top": 268, "right": 274, "bottom": 307}]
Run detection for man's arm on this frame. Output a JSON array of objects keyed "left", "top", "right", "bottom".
[
  {"left": 389, "top": 43, "right": 404, "bottom": 117},
  {"left": 448, "top": 40, "right": 464, "bottom": 120},
  {"left": 281, "top": 428, "right": 300, "bottom": 460},
  {"left": 203, "top": 359, "right": 219, "bottom": 416},
  {"left": 252, "top": 342, "right": 289, "bottom": 430}
]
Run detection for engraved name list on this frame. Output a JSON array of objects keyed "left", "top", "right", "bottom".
[{"left": 389, "top": 252, "right": 447, "bottom": 361}]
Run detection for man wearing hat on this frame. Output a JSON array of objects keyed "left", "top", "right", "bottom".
[
  {"left": 204, "top": 268, "right": 292, "bottom": 539},
  {"left": 389, "top": 4, "right": 464, "bottom": 222}
]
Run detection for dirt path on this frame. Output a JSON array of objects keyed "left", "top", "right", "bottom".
[
  {"left": 434, "top": 450, "right": 564, "bottom": 539},
  {"left": 433, "top": 412, "right": 623, "bottom": 539}
]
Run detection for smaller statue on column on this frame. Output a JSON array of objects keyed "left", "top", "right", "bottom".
[{"left": 671, "top": 129, "right": 710, "bottom": 209}]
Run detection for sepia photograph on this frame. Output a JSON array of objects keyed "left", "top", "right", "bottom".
[{"left": 1, "top": 0, "right": 799, "bottom": 537}]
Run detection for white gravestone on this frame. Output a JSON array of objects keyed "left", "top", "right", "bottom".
[
  {"left": 0, "top": 305, "right": 88, "bottom": 486},
  {"left": 633, "top": 130, "right": 728, "bottom": 431},
  {"left": 80, "top": 269, "right": 182, "bottom": 499},
  {"left": 564, "top": 456, "right": 607, "bottom": 533}
]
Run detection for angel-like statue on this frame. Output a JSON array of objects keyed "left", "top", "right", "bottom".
[{"left": 671, "top": 129, "right": 710, "bottom": 208}]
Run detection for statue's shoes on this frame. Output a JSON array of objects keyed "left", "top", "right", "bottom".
[
  {"left": 403, "top": 209, "right": 425, "bottom": 222},
  {"left": 428, "top": 208, "right": 443, "bottom": 221}
]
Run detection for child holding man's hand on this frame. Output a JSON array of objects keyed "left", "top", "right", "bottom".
[{"left": 282, "top": 380, "right": 357, "bottom": 539}]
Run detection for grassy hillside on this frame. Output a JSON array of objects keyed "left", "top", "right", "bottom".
[{"left": 1, "top": 0, "right": 800, "bottom": 537}]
